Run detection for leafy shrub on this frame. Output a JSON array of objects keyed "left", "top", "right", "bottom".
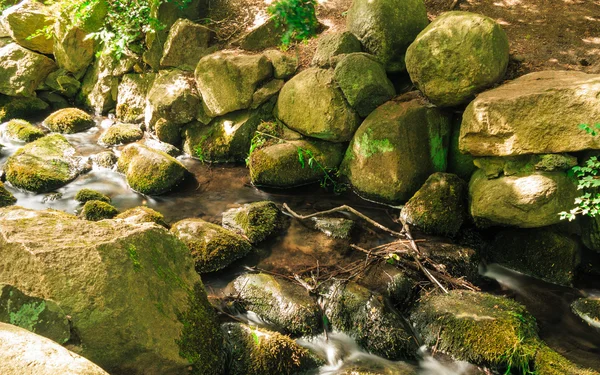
[{"left": 267, "top": 0, "right": 319, "bottom": 48}]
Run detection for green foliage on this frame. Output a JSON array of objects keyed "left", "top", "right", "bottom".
[
  {"left": 560, "top": 123, "right": 600, "bottom": 221},
  {"left": 267, "top": 0, "right": 319, "bottom": 48}
]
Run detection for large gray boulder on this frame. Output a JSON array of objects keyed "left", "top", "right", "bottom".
[
  {"left": 340, "top": 94, "right": 451, "bottom": 204},
  {"left": 145, "top": 69, "right": 200, "bottom": 128},
  {"left": 276, "top": 68, "right": 361, "bottom": 142},
  {"left": 195, "top": 51, "right": 273, "bottom": 117},
  {"left": 116, "top": 73, "right": 156, "bottom": 123},
  {"left": 405, "top": 11, "right": 509, "bottom": 107},
  {"left": 0, "top": 322, "right": 109, "bottom": 375},
  {"left": 160, "top": 18, "right": 211, "bottom": 70},
  {"left": 1, "top": 0, "right": 54, "bottom": 54},
  {"left": 0, "top": 206, "right": 223, "bottom": 374},
  {"left": 0, "top": 43, "right": 57, "bottom": 97},
  {"left": 460, "top": 71, "right": 600, "bottom": 156},
  {"left": 346, "top": 0, "right": 429, "bottom": 72}
]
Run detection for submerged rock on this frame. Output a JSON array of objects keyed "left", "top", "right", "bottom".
[
  {"left": 1, "top": 0, "right": 54, "bottom": 54},
  {"left": 0, "top": 206, "right": 223, "bottom": 374},
  {"left": 228, "top": 273, "right": 322, "bottom": 337},
  {"left": 160, "top": 18, "right": 211, "bottom": 70},
  {"left": 117, "top": 143, "right": 187, "bottom": 195},
  {"left": 79, "top": 200, "right": 118, "bottom": 221},
  {"left": 91, "top": 150, "right": 117, "bottom": 168},
  {"left": 3, "top": 119, "right": 44, "bottom": 142},
  {"left": 116, "top": 73, "right": 156, "bottom": 123},
  {"left": 346, "top": 0, "right": 429, "bottom": 72},
  {"left": 171, "top": 218, "right": 252, "bottom": 273},
  {"left": 311, "top": 217, "right": 355, "bottom": 239},
  {"left": 98, "top": 123, "right": 143, "bottom": 146},
  {"left": 0, "top": 43, "right": 57, "bottom": 97},
  {"left": 4, "top": 134, "right": 90, "bottom": 193},
  {"left": 0, "top": 95, "right": 49, "bottom": 122},
  {"left": 222, "top": 201, "right": 285, "bottom": 244},
  {"left": 0, "top": 322, "right": 109, "bottom": 375},
  {"left": 311, "top": 31, "right": 362, "bottom": 68},
  {"left": 116, "top": 206, "right": 168, "bottom": 228},
  {"left": 74, "top": 188, "right": 111, "bottom": 204},
  {"left": 0, "top": 182, "right": 16, "bottom": 207},
  {"left": 405, "top": 11, "right": 509, "bottom": 107},
  {"left": 43, "top": 108, "right": 95, "bottom": 134}
]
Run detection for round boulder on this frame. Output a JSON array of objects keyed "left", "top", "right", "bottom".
[
  {"left": 43, "top": 108, "right": 95, "bottom": 134},
  {"left": 3, "top": 119, "right": 44, "bottom": 142},
  {"left": 98, "top": 123, "right": 143, "bottom": 146}
]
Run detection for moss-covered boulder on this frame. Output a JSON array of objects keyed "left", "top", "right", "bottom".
[
  {"left": 75, "top": 188, "right": 110, "bottom": 204},
  {"left": 0, "top": 43, "right": 57, "bottom": 97},
  {"left": 4, "top": 134, "right": 90, "bottom": 193},
  {"left": 222, "top": 323, "right": 320, "bottom": 375},
  {"left": 459, "top": 71, "right": 600, "bottom": 157},
  {"left": 79, "top": 200, "right": 118, "bottom": 221},
  {"left": 0, "top": 182, "right": 16, "bottom": 207},
  {"left": 3, "top": 119, "right": 44, "bottom": 142},
  {"left": 400, "top": 172, "right": 466, "bottom": 237},
  {"left": 276, "top": 68, "right": 361, "bottom": 142},
  {"left": 195, "top": 51, "right": 273, "bottom": 117},
  {"left": 0, "top": 322, "right": 110, "bottom": 375},
  {"left": 311, "top": 31, "right": 362, "bottom": 68},
  {"left": 533, "top": 344, "right": 599, "bottom": 375},
  {"left": 222, "top": 201, "right": 285, "bottom": 244},
  {"left": 171, "top": 218, "right": 252, "bottom": 273},
  {"left": 228, "top": 273, "right": 322, "bottom": 337},
  {"left": 411, "top": 290, "right": 538, "bottom": 370},
  {"left": 98, "top": 123, "right": 143, "bottom": 146},
  {"left": 334, "top": 53, "right": 396, "bottom": 117},
  {"left": 0, "top": 284, "right": 70, "bottom": 344},
  {"left": 323, "top": 281, "right": 416, "bottom": 360},
  {"left": 340, "top": 95, "right": 451, "bottom": 204},
  {"left": 115, "top": 206, "right": 168, "bottom": 228},
  {"left": 405, "top": 12, "right": 509, "bottom": 107},
  {"left": 263, "top": 49, "right": 298, "bottom": 79},
  {"left": 115, "top": 73, "right": 156, "bottom": 123},
  {"left": 154, "top": 118, "right": 181, "bottom": 146},
  {"left": 0, "top": 95, "right": 49, "bottom": 122},
  {"left": 145, "top": 69, "right": 200, "bottom": 127},
  {"left": 571, "top": 298, "right": 600, "bottom": 328},
  {"left": 43, "top": 108, "right": 95, "bottom": 134},
  {"left": 1, "top": 0, "right": 54, "bottom": 54},
  {"left": 346, "top": 0, "right": 428, "bottom": 72},
  {"left": 0, "top": 206, "right": 222, "bottom": 374},
  {"left": 248, "top": 138, "right": 346, "bottom": 188},
  {"left": 469, "top": 169, "right": 578, "bottom": 228},
  {"left": 117, "top": 143, "right": 187, "bottom": 195},
  {"left": 488, "top": 229, "right": 580, "bottom": 286},
  {"left": 91, "top": 150, "right": 117, "bottom": 168},
  {"left": 160, "top": 18, "right": 211, "bottom": 70}
]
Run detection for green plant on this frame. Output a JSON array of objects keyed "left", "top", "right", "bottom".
[
  {"left": 560, "top": 123, "right": 600, "bottom": 221},
  {"left": 267, "top": 0, "right": 319, "bottom": 48}
]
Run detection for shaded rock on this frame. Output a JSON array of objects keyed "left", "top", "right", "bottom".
[
  {"left": 228, "top": 273, "right": 322, "bottom": 336},
  {"left": 37, "top": 91, "right": 69, "bottom": 110},
  {"left": 276, "top": 68, "right": 360, "bottom": 142},
  {"left": 115, "top": 206, "right": 168, "bottom": 228},
  {"left": 249, "top": 138, "right": 346, "bottom": 188},
  {"left": 145, "top": 69, "right": 200, "bottom": 127},
  {"left": 43, "top": 69, "right": 81, "bottom": 98},
  {"left": 79, "top": 200, "right": 118, "bottom": 221},
  {"left": 340, "top": 95, "right": 451, "bottom": 204},
  {"left": 447, "top": 116, "right": 477, "bottom": 181},
  {"left": 98, "top": 123, "right": 143, "bottom": 146},
  {"left": 311, "top": 217, "right": 355, "bottom": 239},
  {"left": 323, "top": 281, "right": 416, "bottom": 360},
  {"left": 400, "top": 172, "right": 467, "bottom": 237},
  {"left": 358, "top": 263, "right": 416, "bottom": 307},
  {"left": 195, "top": 51, "right": 273, "bottom": 117},
  {"left": 417, "top": 241, "right": 480, "bottom": 283},
  {"left": 534, "top": 344, "right": 599, "bottom": 375},
  {"left": 223, "top": 323, "right": 320, "bottom": 375},
  {"left": 263, "top": 49, "right": 298, "bottom": 79},
  {"left": 233, "top": 18, "right": 284, "bottom": 51},
  {"left": 0, "top": 182, "right": 16, "bottom": 207},
  {"left": 222, "top": 201, "right": 285, "bottom": 244},
  {"left": 312, "top": 31, "right": 362, "bottom": 68},
  {"left": 334, "top": 53, "right": 396, "bottom": 117},
  {"left": 75, "top": 188, "right": 110, "bottom": 203},
  {"left": 160, "top": 18, "right": 211, "bottom": 70},
  {"left": 43, "top": 108, "right": 95, "bottom": 134},
  {"left": 346, "top": 0, "right": 428, "bottom": 72},
  {"left": 459, "top": 71, "right": 600, "bottom": 156},
  {"left": 91, "top": 150, "right": 117, "bottom": 168},
  {"left": 116, "top": 73, "right": 156, "bottom": 123},
  {"left": 155, "top": 118, "right": 181, "bottom": 146},
  {"left": 117, "top": 143, "right": 187, "bottom": 195},
  {"left": 0, "top": 284, "right": 70, "bottom": 344},
  {"left": 171, "top": 218, "right": 252, "bottom": 273},
  {"left": 143, "top": 138, "right": 182, "bottom": 157},
  {"left": 0, "top": 95, "right": 48, "bottom": 122},
  {"left": 251, "top": 79, "right": 284, "bottom": 109},
  {"left": 0, "top": 322, "right": 109, "bottom": 375},
  {"left": 474, "top": 154, "right": 578, "bottom": 179},
  {"left": 405, "top": 11, "right": 509, "bottom": 107},
  {"left": 571, "top": 298, "right": 600, "bottom": 328},
  {"left": 4, "top": 134, "right": 89, "bottom": 193},
  {"left": 0, "top": 43, "right": 57, "bottom": 97},
  {"left": 3, "top": 119, "right": 44, "bottom": 142},
  {"left": 1, "top": 0, "right": 54, "bottom": 54},
  {"left": 488, "top": 229, "right": 580, "bottom": 286},
  {"left": 468, "top": 169, "right": 578, "bottom": 228},
  {"left": 0, "top": 206, "right": 223, "bottom": 374}
]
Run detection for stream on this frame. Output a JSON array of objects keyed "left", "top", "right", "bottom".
[{"left": 1, "top": 117, "right": 599, "bottom": 374}]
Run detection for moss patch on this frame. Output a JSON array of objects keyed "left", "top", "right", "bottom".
[
  {"left": 80, "top": 200, "right": 118, "bottom": 221},
  {"left": 4, "top": 119, "right": 45, "bottom": 142},
  {"left": 75, "top": 188, "right": 111, "bottom": 204},
  {"left": 0, "top": 182, "right": 17, "bottom": 207},
  {"left": 116, "top": 206, "right": 168, "bottom": 227},
  {"left": 0, "top": 95, "right": 49, "bottom": 122}
]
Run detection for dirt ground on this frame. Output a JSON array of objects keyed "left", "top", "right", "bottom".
[{"left": 205, "top": 0, "right": 600, "bottom": 76}]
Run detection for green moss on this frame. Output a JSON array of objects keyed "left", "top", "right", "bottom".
[
  {"left": 356, "top": 128, "right": 394, "bottom": 158},
  {"left": 0, "top": 182, "right": 17, "bottom": 207},
  {"left": 4, "top": 119, "right": 45, "bottom": 142},
  {"left": 9, "top": 301, "right": 46, "bottom": 332},
  {"left": 116, "top": 206, "right": 168, "bottom": 227},
  {"left": 99, "top": 123, "right": 143, "bottom": 146},
  {"left": 223, "top": 201, "right": 284, "bottom": 244},
  {"left": 127, "top": 244, "right": 142, "bottom": 271},
  {"left": 75, "top": 188, "right": 111, "bottom": 204},
  {"left": 44, "top": 108, "right": 95, "bottom": 134},
  {"left": 533, "top": 343, "right": 599, "bottom": 375},
  {"left": 571, "top": 298, "right": 600, "bottom": 328},
  {"left": 0, "top": 96, "right": 49, "bottom": 122},
  {"left": 80, "top": 200, "right": 118, "bottom": 221}
]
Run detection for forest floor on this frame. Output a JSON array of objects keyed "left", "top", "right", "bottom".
[{"left": 205, "top": 0, "right": 600, "bottom": 76}]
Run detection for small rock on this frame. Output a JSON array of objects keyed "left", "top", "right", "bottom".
[
  {"left": 91, "top": 151, "right": 118, "bottom": 168},
  {"left": 222, "top": 201, "right": 285, "bottom": 244},
  {"left": 154, "top": 118, "right": 181, "bottom": 146},
  {"left": 250, "top": 79, "right": 284, "bottom": 109},
  {"left": 311, "top": 217, "right": 355, "bottom": 239},
  {"left": 116, "top": 73, "right": 156, "bottom": 123},
  {"left": 145, "top": 69, "right": 200, "bottom": 127},
  {"left": 75, "top": 188, "right": 111, "bottom": 204},
  {"left": 99, "top": 123, "right": 143, "bottom": 146},
  {"left": 571, "top": 298, "right": 600, "bottom": 328},
  {"left": 142, "top": 138, "right": 182, "bottom": 157},
  {"left": 43, "top": 108, "right": 95, "bottom": 134},
  {"left": 311, "top": 31, "right": 362, "bottom": 68},
  {"left": 3, "top": 119, "right": 44, "bottom": 142},
  {"left": 79, "top": 200, "right": 118, "bottom": 221},
  {"left": 0, "top": 181, "right": 16, "bottom": 207},
  {"left": 115, "top": 206, "right": 168, "bottom": 228}
]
